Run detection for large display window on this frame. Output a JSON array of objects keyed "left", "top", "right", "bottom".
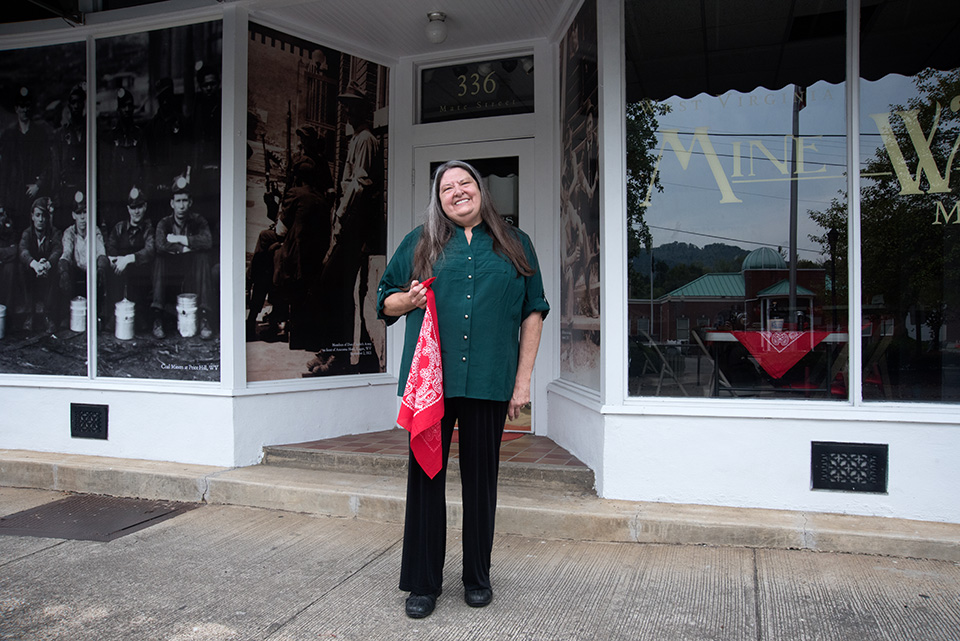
[
  {"left": 624, "top": 0, "right": 848, "bottom": 398},
  {"left": 0, "top": 41, "right": 87, "bottom": 376},
  {"left": 0, "top": 21, "right": 224, "bottom": 382},
  {"left": 858, "top": 0, "right": 960, "bottom": 402},
  {"left": 559, "top": 0, "right": 601, "bottom": 390},
  {"left": 244, "top": 23, "right": 389, "bottom": 381},
  {"left": 95, "top": 20, "right": 223, "bottom": 380}
]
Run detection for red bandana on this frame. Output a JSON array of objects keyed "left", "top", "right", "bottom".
[
  {"left": 397, "top": 277, "right": 444, "bottom": 478},
  {"left": 732, "top": 330, "right": 830, "bottom": 379}
]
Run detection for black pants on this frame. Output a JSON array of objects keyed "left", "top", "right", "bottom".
[
  {"left": 399, "top": 397, "right": 508, "bottom": 595},
  {"left": 151, "top": 251, "right": 215, "bottom": 314}
]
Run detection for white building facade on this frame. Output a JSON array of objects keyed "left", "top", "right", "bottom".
[{"left": 1, "top": 0, "right": 958, "bottom": 526}]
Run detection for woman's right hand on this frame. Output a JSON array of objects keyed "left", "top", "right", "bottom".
[
  {"left": 407, "top": 280, "right": 428, "bottom": 310},
  {"left": 383, "top": 280, "right": 428, "bottom": 317}
]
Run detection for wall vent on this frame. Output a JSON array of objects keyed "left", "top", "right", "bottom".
[
  {"left": 70, "top": 403, "right": 108, "bottom": 440},
  {"left": 811, "top": 441, "right": 887, "bottom": 493}
]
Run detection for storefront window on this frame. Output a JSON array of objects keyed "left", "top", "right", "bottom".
[
  {"left": 560, "top": 0, "right": 600, "bottom": 390},
  {"left": 0, "top": 41, "right": 87, "bottom": 376},
  {"left": 859, "top": 0, "right": 960, "bottom": 401},
  {"left": 625, "top": 0, "right": 848, "bottom": 398}
]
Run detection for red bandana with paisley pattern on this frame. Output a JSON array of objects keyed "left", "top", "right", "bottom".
[{"left": 397, "top": 277, "right": 444, "bottom": 478}]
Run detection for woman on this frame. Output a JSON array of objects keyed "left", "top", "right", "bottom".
[{"left": 377, "top": 160, "right": 549, "bottom": 618}]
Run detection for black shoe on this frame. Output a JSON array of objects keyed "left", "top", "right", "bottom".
[
  {"left": 152, "top": 317, "right": 166, "bottom": 339},
  {"left": 199, "top": 315, "right": 214, "bottom": 340},
  {"left": 464, "top": 588, "right": 492, "bottom": 608},
  {"left": 405, "top": 590, "right": 440, "bottom": 619}
]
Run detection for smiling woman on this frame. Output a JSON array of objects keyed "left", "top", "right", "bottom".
[{"left": 377, "top": 159, "right": 549, "bottom": 618}]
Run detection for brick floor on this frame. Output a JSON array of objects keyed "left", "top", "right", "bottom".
[{"left": 284, "top": 428, "right": 587, "bottom": 468}]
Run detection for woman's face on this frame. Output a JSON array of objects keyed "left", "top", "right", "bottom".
[{"left": 438, "top": 167, "right": 482, "bottom": 230}]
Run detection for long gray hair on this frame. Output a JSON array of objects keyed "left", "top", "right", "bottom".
[{"left": 411, "top": 160, "right": 534, "bottom": 281}]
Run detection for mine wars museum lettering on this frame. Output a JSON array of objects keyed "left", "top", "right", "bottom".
[{"left": 642, "top": 99, "right": 960, "bottom": 225}]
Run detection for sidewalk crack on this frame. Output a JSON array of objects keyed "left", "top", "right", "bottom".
[
  {"left": 800, "top": 512, "right": 813, "bottom": 550},
  {"left": 262, "top": 536, "right": 404, "bottom": 639},
  {"left": 0, "top": 540, "right": 66, "bottom": 569},
  {"left": 753, "top": 548, "right": 763, "bottom": 641},
  {"left": 198, "top": 467, "right": 238, "bottom": 504}
]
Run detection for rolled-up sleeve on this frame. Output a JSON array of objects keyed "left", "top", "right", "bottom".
[
  {"left": 519, "top": 232, "right": 550, "bottom": 321},
  {"left": 376, "top": 227, "right": 421, "bottom": 326}
]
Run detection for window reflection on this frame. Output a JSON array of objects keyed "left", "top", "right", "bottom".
[
  {"left": 860, "top": 71, "right": 960, "bottom": 401},
  {"left": 857, "top": 0, "right": 960, "bottom": 402}
]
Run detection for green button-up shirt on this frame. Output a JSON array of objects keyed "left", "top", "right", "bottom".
[{"left": 377, "top": 223, "right": 549, "bottom": 401}]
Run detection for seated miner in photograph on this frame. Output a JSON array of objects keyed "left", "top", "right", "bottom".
[
  {"left": 18, "top": 197, "right": 62, "bottom": 334},
  {"left": 106, "top": 186, "right": 155, "bottom": 332},
  {"left": 151, "top": 175, "right": 214, "bottom": 340},
  {"left": 59, "top": 192, "right": 108, "bottom": 325}
]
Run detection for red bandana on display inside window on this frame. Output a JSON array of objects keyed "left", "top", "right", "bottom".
[
  {"left": 397, "top": 277, "right": 444, "bottom": 478},
  {"left": 732, "top": 330, "right": 831, "bottom": 379}
]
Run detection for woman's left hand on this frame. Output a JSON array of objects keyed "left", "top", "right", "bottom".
[
  {"left": 507, "top": 312, "right": 543, "bottom": 421},
  {"left": 508, "top": 383, "right": 530, "bottom": 421}
]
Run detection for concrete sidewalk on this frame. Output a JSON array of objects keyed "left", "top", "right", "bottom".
[{"left": 2, "top": 486, "right": 960, "bottom": 641}]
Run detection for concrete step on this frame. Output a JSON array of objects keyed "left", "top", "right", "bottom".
[
  {"left": 261, "top": 443, "right": 596, "bottom": 493},
  {"left": 2, "top": 448, "right": 959, "bottom": 563}
]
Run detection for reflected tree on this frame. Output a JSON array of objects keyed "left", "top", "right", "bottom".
[
  {"left": 861, "top": 68, "right": 960, "bottom": 351},
  {"left": 626, "top": 99, "right": 669, "bottom": 298}
]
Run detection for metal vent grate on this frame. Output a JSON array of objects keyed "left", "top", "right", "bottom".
[
  {"left": 71, "top": 403, "right": 108, "bottom": 440},
  {"left": 0, "top": 494, "right": 197, "bottom": 542},
  {"left": 811, "top": 441, "right": 887, "bottom": 493}
]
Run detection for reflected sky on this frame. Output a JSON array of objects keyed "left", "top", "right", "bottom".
[{"left": 638, "top": 80, "right": 847, "bottom": 259}]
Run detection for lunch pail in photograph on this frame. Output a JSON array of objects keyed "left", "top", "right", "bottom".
[
  {"left": 115, "top": 299, "right": 135, "bottom": 340},
  {"left": 70, "top": 297, "right": 86, "bottom": 332},
  {"left": 176, "top": 293, "right": 198, "bottom": 337}
]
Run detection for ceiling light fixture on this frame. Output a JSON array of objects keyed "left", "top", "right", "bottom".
[{"left": 425, "top": 11, "right": 447, "bottom": 44}]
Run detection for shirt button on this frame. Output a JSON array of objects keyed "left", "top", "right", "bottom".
[
  {"left": 466, "top": 295, "right": 471, "bottom": 299},
  {"left": 461, "top": 356, "right": 467, "bottom": 362},
  {"left": 463, "top": 335, "right": 468, "bottom": 340},
  {"left": 464, "top": 314, "right": 469, "bottom": 319},
  {"left": 467, "top": 256, "right": 472, "bottom": 260}
]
